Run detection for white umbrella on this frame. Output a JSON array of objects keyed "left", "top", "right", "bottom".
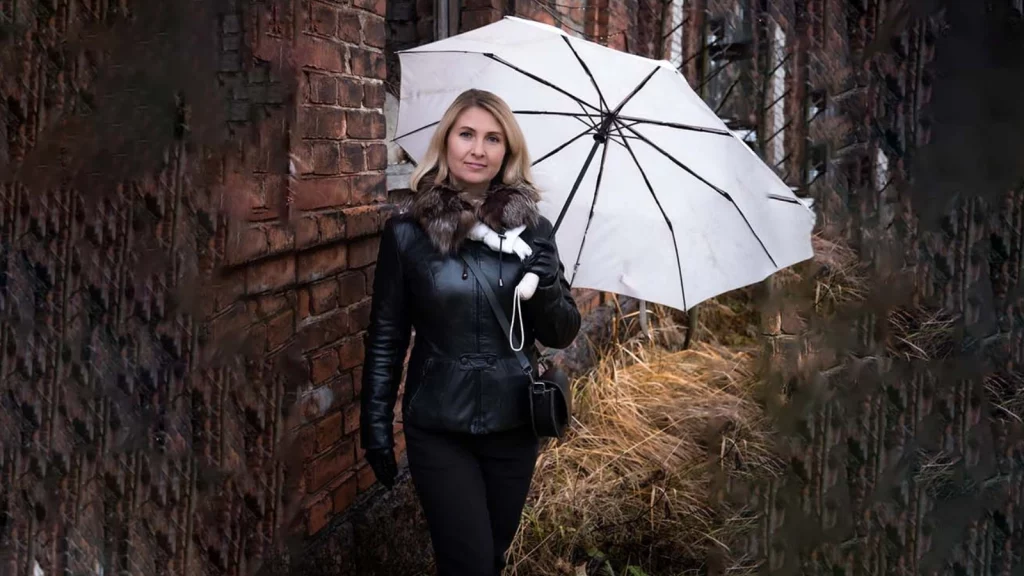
[{"left": 394, "top": 16, "right": 815, "bottom": 312}]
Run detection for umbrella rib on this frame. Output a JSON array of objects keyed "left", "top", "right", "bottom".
[
  {"left": 532, "top": 124, "right": 595, "bottom": 167},
  {"left": 552, "top": 137, "right": 603, "bottom": 234},
  {"left": 569, "top": 136, "right": 611, "bottom": 286},
  {"left": 513, "top": 110, "right": 602, "bottom": 119},
  {"left": 615, "top": 115, "right": 732, "bottom": 136},
  {"left": 620, "top": 122, "right": 779, "bottom": 268},
  {"left": 482, "top": 53, "right": 602, "bottom": 114},
  {"left": 767, "top": 193, "right": 803, "bottom": 205},
  {"left": 608, "top": 66, "right": 661, "bottom": 118},
  {"left": 608, "top": 118, "right": 688, "bottom": 310},
  {"left": 561, "top": 36, "right": 609, "bottom": 113},
  {"left": 393, "top": 119, "right": 440, "bottom": 142},
  {"left": 513, "top": 110, "right": 601, "bottom": 129}
]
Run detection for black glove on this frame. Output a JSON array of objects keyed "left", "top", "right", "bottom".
[
  {"left": 526, "top": 238, "right": 561, "bottom": 287},
  {"left": 365, "top": 447, "right": 398, "bottom": 489}
]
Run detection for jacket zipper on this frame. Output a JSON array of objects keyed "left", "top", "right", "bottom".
[{"left": 474, "top": 249, "right": 483, "bottom": 432}]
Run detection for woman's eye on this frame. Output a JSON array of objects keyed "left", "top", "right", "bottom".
[
  {"left": 460, "top": 131, "right": 472, "bottom": 138},
  {"left": 487, "top": 136, "right": 501, "bottom": 143}
]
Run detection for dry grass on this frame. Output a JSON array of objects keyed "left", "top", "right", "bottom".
[
  {"left": 774, "top": 233, "right": 869, "bottom": 313},
  {"left": 885, "top": 305, "right": 958, "bottom": 361},
  {"left": 507, "top": 335, "right": 779, "bottom": 575},
  {"left": 504, "top": 231, "right": 874, "bottom": 575}
]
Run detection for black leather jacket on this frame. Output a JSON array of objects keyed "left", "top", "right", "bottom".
[{"left": 359, "top": 213, "right": 581, "bottom": 451}]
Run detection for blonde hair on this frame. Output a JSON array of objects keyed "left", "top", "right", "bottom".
[{"left": 409, "top": 89, "right": 535, "bottom": 192}]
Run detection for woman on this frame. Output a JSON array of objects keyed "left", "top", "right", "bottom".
[{"left": 359, "top": 89, "right": 582, "bottom": 575}]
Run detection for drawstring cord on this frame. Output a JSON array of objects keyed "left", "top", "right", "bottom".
[
  {"left": 497, "top": 234, "right": 505, "bottom": 287},
  {"left": 510, "top": 284, "right": 525, "bottom": 352}
]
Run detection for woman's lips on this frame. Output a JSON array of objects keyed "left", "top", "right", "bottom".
[{"left": 465, "top": 162, "right": 487, "bottom": 170}]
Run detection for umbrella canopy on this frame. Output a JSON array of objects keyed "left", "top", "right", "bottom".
[{"left": 394, "top": 16, "right": 816, "bottom": 312}]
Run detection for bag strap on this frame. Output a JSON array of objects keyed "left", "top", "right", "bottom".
[{"left": 460, "top": 254, "right": 534, "bottom": 379}]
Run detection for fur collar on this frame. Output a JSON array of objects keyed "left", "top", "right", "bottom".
[{"left": 406, "top": 174, "right": 541, "bottom": 254}]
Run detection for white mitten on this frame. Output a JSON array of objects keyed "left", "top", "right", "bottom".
[
  {"left": 516, "top": 271, "right": 539, "bottom": 301},
  {"left": 468, "top": 222, "right": 533, "bottom": 260}
]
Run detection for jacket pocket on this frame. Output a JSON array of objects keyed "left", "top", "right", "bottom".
[{"left": 405, "top": 358, "right": 433, "bottom": 416}]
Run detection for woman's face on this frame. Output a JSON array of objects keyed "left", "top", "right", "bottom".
[{"left": 445, "top": 106, "right": 507, "bottom": 190}]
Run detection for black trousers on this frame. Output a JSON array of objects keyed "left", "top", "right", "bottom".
[{"left": 405, "top": 423, "right": 540, "bottom": 576}]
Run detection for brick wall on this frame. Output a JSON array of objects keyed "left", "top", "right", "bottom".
[{"left": 0, "top": 1, "right": 390, "bottom": 576}]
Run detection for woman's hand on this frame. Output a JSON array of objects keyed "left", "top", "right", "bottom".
[
  {"left": 365, "top": 447, "right": 398, "bottom": 489},
  {"left": 525, "top": 238, "right": 561, "bottom": 287}
]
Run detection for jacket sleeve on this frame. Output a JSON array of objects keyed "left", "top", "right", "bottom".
[
  {"left": 526, "top": 219, "right": 582, "bottom": 349},
  {"left": 359, "top": 218, "right": 413, "bottom": 451}
]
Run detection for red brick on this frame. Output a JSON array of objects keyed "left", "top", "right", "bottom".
[
  {"left": 349, "top": 298, "right": 373, "bottom": 330},
  {"left": 461, "top": 9, "right": 500, "bottom": 32},
  {"left": 299, "top": 36, "right": 345, "bottom": 72},
  {"left": 343, "top": 205, "right": 383, "bottom": 239},
  {"left": 354, "top": 0, "right": 386, "bottom": 16},
  {"left": 364, "top": 265, "right": 376, "bottom": 294},
  {"left": 246, "top": 256, "right": 295, "bottom": 294},
  {"left": 357, "top": 463, "right": 376, "bottom": 492},
  {"left": 311, "top": 350, "right": 341, "bottom": 384},
  {"left": 337, "top": 271, "right": 367, "bottom": 307},
  {"left": 231, "top": 227, "right": 269, "bottom": 263},
  {"left": 332, "top": 473, "right": 359, "bottom": 513},
  {"left": 267, "top": 310, "right": 295, "bottom": 350},
  {"left": 311, "top": 3, "right": 338, "bottom": 36},
  {"left": 352, "top": 367, "right": 364, "bottom": 397},
  {"left": 309, "top": 438, "right": 356, "bottom": 492},
  {"left": 310, "top": 142, "right": 341, "bottom": 175},
  {"left": 464, "top": 0, "right": 502, "bottom": 8},
  {"left": 301, "top": 310, "right": 352, "bottom": 351},
  {"left": 344, "top": 403, "right": 360, "bottom": 435},
  {"left": 336, "top": 374, "right": 356, "bottom": 402},
  {"left": 346, "top": 110, "right": 385, "bottom": 139},
  {"left": 298, "top": 288, "right": 312, "bottom": 322},
  {"left": 349, "top": 236, "right": 380, "bottom": 268},
  {"left": 338, "top": 11, "right": 361, "bottom": 43},
  {"left": 350, "top": 47, "right": 385, "bottom": 79},
  {"left": 340, "top": 142, "right": 365, "bottom": 173},
  {"left": 338, "top": 77, "right": 365, "bottom": 107},
  {"left": 316, "top": 411, "right": 344, "bottom": 452},
  {"left": 363, "top": 15, "right": 386, "bottom": 48},
  {"left": 309, "top": 74, "right": 337, "bottom": 105},
  {"left": 297, "top": 216, "right": 320, "bottom": 249},
  {"left": 258, "top": 293, "right": 293, "bottom": 316},
  {"left": 307, "top": 492, "right": 333, "bottom": 535},
  {"left": 338, "top": 337, "right": 365, "bottom": 370},
  {"left": 363, "top": 82, "right": 384, "bottom": 109},
  {"left": 293, "top": 177, "right": 353, "bottom": 211},
  {"left": 295, "top": 424, "right": 317, "bottom": 460},
  {"left": 319, "top": 210, "right": 347, "bottom": 241},
  {"left": 298, "top": 244, "right": 349, "bottom": 283},
  {"left": 267, "top": 224, "right": 294, "bottom": 252},
  {"left": 311, "top": 278, "right": 340, "bottom": 315},
  {"left": 304, "top": 108, "right": 346, "bottom": 140},
  {"left": 350, "top": 173, "right": 387, "bottom": 204},
  {"left": 364, "top": 142, "right": 387, "bottom": 170}
]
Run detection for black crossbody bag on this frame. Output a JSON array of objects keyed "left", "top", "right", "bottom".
[{"left": 460, "top": 255, "right": 572, "bottom": 439}]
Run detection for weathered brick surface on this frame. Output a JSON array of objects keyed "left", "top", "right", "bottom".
[{"left": 0, "top": 0, "right": 390, "bottom": 574}]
